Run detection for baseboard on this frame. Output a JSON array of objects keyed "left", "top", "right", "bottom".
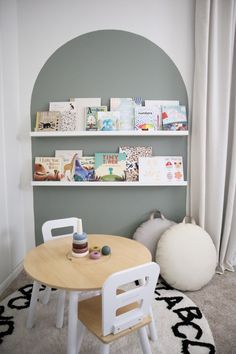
[{"left": 0, "top": 262, "right": 23, "bottom": 296}]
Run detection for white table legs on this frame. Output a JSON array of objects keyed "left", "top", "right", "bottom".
[
  {"left": 148, "top": 307, "right": 158, "bottom": 341},
  {"left": 67, "top": 291, "right": 79, "bottom": 354},
  {"left": 26, "top": 280, "right": 40, "bottom": 328}
]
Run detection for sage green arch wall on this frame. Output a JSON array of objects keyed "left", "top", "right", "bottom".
[{"left": 31, "top": 30, "right": 188, "bottom": 245}]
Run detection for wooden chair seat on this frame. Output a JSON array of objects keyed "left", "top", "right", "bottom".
[{"left": 78, "top": 290, "right": 151, "bottom": 344}]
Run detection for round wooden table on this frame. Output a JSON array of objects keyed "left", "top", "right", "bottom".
[{"left": 24, "top": 234, "right": 151, "bottom": 354}]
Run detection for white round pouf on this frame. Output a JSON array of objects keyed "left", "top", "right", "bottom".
[
  {"left": 156, "top": 223, "right": 217, "bottom": 291},
  {"left": 133, "top": 211, "right": 176, "bottom": 260}
]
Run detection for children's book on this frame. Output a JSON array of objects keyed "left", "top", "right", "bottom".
[
  {"left": 55, "top": 150, "right": 83, "bottom": 181},
  {"left": 139, "top": 156, "right": 184, "bottom": 183},
  {"left": 110, "top": 97, "right": 142, "bottom": 130},
  {"left": 73, "top": 156, "right": 95, "bottom": 181},
  {"left": 35, "top": 111, "right": 61, "bottom": 132},
  {"left": 134, "top": 107, "right": 159, "bottom": 131},
  {"left": 145, "top": 100, "right": 179, "bottom": 107},
  {"left": 95, "top": 152, "right": 126, "bottom": 181},
  {"left": 162, "top": 105, "right": 187, "bottom": 131},
  {"left": 70, "top": 98, "right": 101, "bottom": 131},
  {"left": 49, "top": 102, "right": 77, "bottom": 131},
  {"left": 97, "top": 111, "right": 120, "bottom": 131},
  {"left": 34, "top": 157, "right": 63, "bottom": 181},
  {"left": 85, "top": 106, "right": 107, "bottom": 131},
  {"left": 119, "top": 146, "right": 152, "bottom": 181}
]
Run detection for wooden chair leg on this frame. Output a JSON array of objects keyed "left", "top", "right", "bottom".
[
  {"left": 100, "top": 343, "right": 110, "bottom": 354},
  {"left": 41, "top": 286, "right": 51, "bottom": 304},
  {"left": 26, "top": 280, "right": 40, "bottom": 328},
  {"left": 138, "top": 326, "right": 152, "bottom": 354},
  {"left": 56, "top": 290, "right": 66, "bottom": 328}
]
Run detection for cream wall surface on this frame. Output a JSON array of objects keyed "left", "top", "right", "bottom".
[{"left": 0, "top": 0, "right": 195, "bottom": 291}]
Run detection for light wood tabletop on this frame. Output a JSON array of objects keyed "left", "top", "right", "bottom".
[{"left": 24, "top": 234, "right": 152, "bottom": 291}]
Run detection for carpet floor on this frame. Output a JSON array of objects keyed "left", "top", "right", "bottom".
[
  {"left": 0, "top": 280, "right": 215, "bottom": 353},
  {"left": 1, "top": 270, "right": 235, "bottom": 353}
]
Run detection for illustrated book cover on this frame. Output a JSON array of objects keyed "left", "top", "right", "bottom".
[
  {"left": 35, "top": 111, "right": 61, "bottom": 132},
  {"left": 34, "top": 157, "right": 63, "bottom": 181},
  {"left": 70, "top": 98, "right": 101, "bottom": 131},
  {"left": 162, "top": 105, "right": 187, "bottom": 131},
  {"left": 55, "top": 150, "right": 83, "bottom": 181},
  {"left": 95, "top": 152, "right": 126, "bottom": 181},
  {"left": 49, "top": 102, "right": 77, "bottom": 131},
  {"left": 73, "top": 156, "right": 95, "bottom": 181},
  {"left": 97, "top": 111, "right": 120, "bottom": 131},
  {"left": 139, "top": 156, "right": 184, "bottom": 184},
  {"left": 85, "top": 106, "right": 107, "bottom": 131},
  {"left": 134, "top": 107, "right": 160, "bottom": 131},
  {"left": 119, "top": 146, "right": 152, "bottom": 181},
  {"left": 110, "top": 97, "right": 142, "bottom": 130}
]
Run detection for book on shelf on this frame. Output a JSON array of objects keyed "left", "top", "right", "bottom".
[
  {"left": 139, "top": 156, "right": 184, "bottom": 183},
  {"left": 70, "top": 98, "right": 101, "bottom": 131},
  {"left": 134, "top": 107, "right": 160, "bottom": 131},
  {"left": 95, "top": 152, "right": 126, "bottom": 181},
  {"left": 74, "top": 156, "right": 95, "bottom": 181},
  {"left": 49, "top": 102, "right": 77, "bottom": 131},
  {"left": 110, "top": 97, "right": 142, "bottom": 130},
  {"left": 35, "top": 111, "right": 61, "bottom": 132},
  {"left": 97, "top": 111, "right": 120, "bottom": 131},
  {"left": 162, "top": 105, "right": 187, "bottom": 131},
  {"left": 145, "top": 100, "right": 179, "bottom": 107},
  {"left": 85, "top": 106, "right": 107, "bottom": 131},
  {"left": 55, "top": 150, "right": 83, "bottom": 181},
  {"left": 119, "top": 146, "right": 152, "bottom": 181},
  {"left": 33, "top": 157, "right": 63, "bottom": 181}
]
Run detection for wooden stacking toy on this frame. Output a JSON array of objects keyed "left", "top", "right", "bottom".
[{"left": 72, "top": 232, "right": 89, "bottom": 258}]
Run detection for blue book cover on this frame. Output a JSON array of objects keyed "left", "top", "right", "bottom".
[{"left": 162, "top": 105, "right": 188, "bottom": 131}]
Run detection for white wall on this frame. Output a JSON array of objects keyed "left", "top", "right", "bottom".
[{"left": 0, "top": 0, "right": 195, "bottom": 291}]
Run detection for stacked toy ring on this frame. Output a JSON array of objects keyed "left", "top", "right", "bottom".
[{"left": 90, "top": 251, "right": 101, "bottom": 259}]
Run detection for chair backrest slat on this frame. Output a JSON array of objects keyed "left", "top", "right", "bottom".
[
  {"left": 42, "top": 217, "right": 82, "bottom": 242},
  {"left": 102, "top": 262, "right": 160, "bottom": 336}
]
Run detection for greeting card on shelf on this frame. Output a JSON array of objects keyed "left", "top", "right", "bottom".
[
  {"left": 49, "top": 102, "right": 77, "bottom": 131},
  {"left": 70, "top": 98, "right": 101, "bottom": 131},
  {"left": 55, "top": 150, "right": 83, "bottom": 181},
  {"left": 74, "top": 156, "right": 95, "bottom": 181},
  {"left": 85, "top": 106, "right": 107, "bottom": 131},
  {"left": 35, "top": 111, "right": 61, "bottom": 132},
  {"left": 139, "top": 156, "right": 184, "bottom": 184},
  {"left": 135, "top": 107, "right": 160, "bottom": 131},
  {"left": 97, "top": 111, "right": 120, "bottom": 131},
  {"left": 119, "top": 146, "right": 152, "bottom": 181},
  {"left": 162, "top": 105, "right": 187, "bottom": 131},
  {"left": 95, "top": 152, "right": 126, "bottom": 181},
  {"left": 110, "top": 97, "right": 142, "bottom": 130},
  {"left": 34, "top": 157, "right": 63, "bottom": 181}
]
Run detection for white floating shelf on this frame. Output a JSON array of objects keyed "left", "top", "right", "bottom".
[
  {"left": 31, "top": 181, "right": 188, "bottom": 187},
  {"left": 30, "top": 130, "right": 188, "bottom": 137}
]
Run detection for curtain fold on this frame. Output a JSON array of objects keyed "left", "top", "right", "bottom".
[{"left": 191, "top": 0, "right": 236, "bottom": 273}]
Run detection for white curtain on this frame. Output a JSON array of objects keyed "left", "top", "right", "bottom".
[{"left": 190, "top": 0, "right": 236, "bottom": 273}]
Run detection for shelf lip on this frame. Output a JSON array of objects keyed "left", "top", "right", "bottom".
[
  {"left": 30, "top": 130, "right": 189, "bottom": 137},
  {"left": 31, "top": 181, "right": 188, "bottom": 187}
]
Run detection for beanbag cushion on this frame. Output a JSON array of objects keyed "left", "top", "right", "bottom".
[
  {"left": 133, "top": 211, "right": 176, "bottom": 260},
  {"left": 156, "top": 221, "right": 217, "bottom": 291}
]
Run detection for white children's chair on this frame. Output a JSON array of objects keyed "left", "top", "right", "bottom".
[
  {"left": 77, "top": 262, "right": 160, "bottom": 354},
  {"left": 28, "top": 217, "right": 100, "bottom": 329}
]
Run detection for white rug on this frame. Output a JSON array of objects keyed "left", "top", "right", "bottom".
[{"left": 0, "top": 281, "right": 215, "bottom": 354}]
